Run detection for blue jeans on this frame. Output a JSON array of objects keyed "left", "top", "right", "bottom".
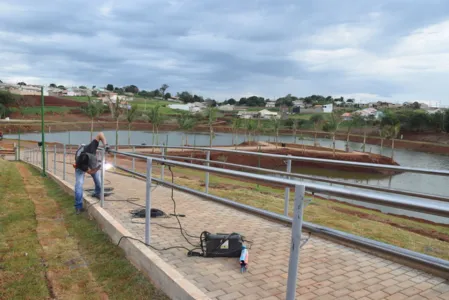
[{"left": 74, "top": 168, "right": 101, "bottom": 209}]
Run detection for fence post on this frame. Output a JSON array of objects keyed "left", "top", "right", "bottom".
[
  {"left": 161, "top": 146, "right": 165, "bottom": 181},
  {"left": 284, "top": 155, "right": 292, "bottom": 216},
  {"left": 145, "top": 158, "right": 153, "bottom": 245},
  {"left": 205, "top": 151, "right": 210, "bottom": 193},
  {"left": 46, "top": 145, "right": 49, "bottom": 170},
  {"left": 100, "top": 147, "right": 105, "bottom": 208},
  {"left": 63, "top": 144, "right": 66, "bottom": 180},
  {"left": 18, "top": 128, "right": 21, "bottom": 161},
  {"left": 132, "top": 146, "right": 135, "bottom": 172},
  {"left": 286, "top": 184, "right": 305, "bottom": 300},
  {"left": 53, "top": 145, "right": 57, "bottom": 174}
]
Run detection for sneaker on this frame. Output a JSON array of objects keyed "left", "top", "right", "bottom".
[
  {"left": 91, "top": 194, "right": 100, "bottom": 199},
  {"left": 76, "top": 208, "right": 85, "bottom": 215}
]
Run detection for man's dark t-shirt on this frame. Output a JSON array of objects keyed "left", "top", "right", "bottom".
[
  {"left": 84, "top": 139, "right": 99, "bottom": 154},
  {"left": 75, "top": 139, "right": 99, "bottom": 171}
]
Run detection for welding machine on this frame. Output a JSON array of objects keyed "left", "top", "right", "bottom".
[{"left": 203, "top": 232, "right": 243, "bottom": 257}]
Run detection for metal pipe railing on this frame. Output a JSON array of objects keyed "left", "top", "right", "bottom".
[
  {"left": 118, "top": 144, "right": 449, "bottom": 177},
  {"left": 110, "top": 149, "right": 449, "bottom": 218},
  {"left": 113, "top": 149, "right": 449, "bottom": 203},
  {"left": 23, "top": 146, "right": 449, "bottom": 298}
]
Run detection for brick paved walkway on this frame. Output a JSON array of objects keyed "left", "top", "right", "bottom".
[{"left": 36, "top": 154, "right": 449, "bottom": 299}]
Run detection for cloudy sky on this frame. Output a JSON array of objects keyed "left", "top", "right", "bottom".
[{"left": 1, "top": 0, "right": 449, "bottom": 105}]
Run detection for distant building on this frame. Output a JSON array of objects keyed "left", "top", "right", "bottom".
[
  {"left": 1, "top": 84, "right": 48, "bottom": 96},
  {"left": 322, "top": 103, "right": 333, "bottom": 113},
  {"left": 292, "top": 100, "right": 304, "bottom": 107},
  {"left": 237, "top": 111, "right": 259, "bottom": 119},
  {"left": 259, "top": 109, "right": 279, "bottom": 119},
  {"left": 265, "top": 101, "right": 276, "bottom": 108},
  {"left": 341, "top": 112, "right": 352, "bottom": 121},
  {"left": 218, "top": 104, "right": 235, "bottom": 111},
  {"left": 168, "top": 104, "right": 190, "bottom": 111},
  {"left": 353, "top": 108, "right": 384, "bottom": 120}
]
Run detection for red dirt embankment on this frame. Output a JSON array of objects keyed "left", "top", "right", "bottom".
[{"left": 162, "top": 142, "right": 399, "bottom": 175}]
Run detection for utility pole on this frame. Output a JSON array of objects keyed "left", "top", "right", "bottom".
[{"left": 41, "top": 86, "right": 46, "bottom": 176}]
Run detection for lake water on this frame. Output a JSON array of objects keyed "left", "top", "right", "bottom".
[{"left": 7, "top": 130, "right": 449, "bottom": 223}]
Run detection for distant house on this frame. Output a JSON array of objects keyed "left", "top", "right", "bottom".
[
  {"left": 237, "top": 111, "right": 259, "bottom": 119},
  {"left": 4, "top": 84, "right": 48, "bottom": 96},
  {"left": 292, "top": 106, "right": 301, "bottom": 114},
  {"left": 427, "top": 108, "right": 445, "bottom": 115},
  {"left": 341, "top": 112, "right": 352, "bottom": 121},
  {"left": 265, "top": 101, "right": 276, "bottom": 108},
  {"left": 259, "top": 109, "right": 279, "bottom": 119},
  {"left": 353, "top": 108, "right": 384, "bottom": 120},
  {"left": 218, "top": 104, "right": 235, "bottom": 111},
  {"left": 322, "top": 103, "right": 333, "bottom": 113},
  {"left": 292, "top": 100, "right": 304, "bottom": 108}
]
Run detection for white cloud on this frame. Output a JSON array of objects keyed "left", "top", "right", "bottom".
[
  {"left": 99, "top": 1, "right": 114, "bottom": 17},
  {"left": 307, "top": 24, "right": 378, "bottom": 48}
]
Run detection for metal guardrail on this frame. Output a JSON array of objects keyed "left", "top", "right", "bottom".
[
  {"left": 110, "top": 149, "right": 449, "bottom": 218},
  {"left": 118, "top": 144, "right": 449, "bottom": 176},
  {"left": 20, "top": 145, "right": 449, "bottom": 299},
  {"left": 124, "top": 149, "right": 449, "bottom": 203}
]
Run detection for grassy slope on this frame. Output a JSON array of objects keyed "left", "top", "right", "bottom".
[
  {"left": 11, "top": 106, "right": 73, "bottom": 115},
  {"left": 0, "top": 160, "right": 168, "bottom": 300},
  {"left": 0, "top": 159, "right": 49, "bottom": 299}
]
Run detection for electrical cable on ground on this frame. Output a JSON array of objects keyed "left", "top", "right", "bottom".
[{"left": 116, "top": 236, "right": 198, "bottom": 253}]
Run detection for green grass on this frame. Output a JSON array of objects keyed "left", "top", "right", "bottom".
[
  {"left": 0, "top": 160, "right": 168, "bottom": 300},
  {"left": 11, "top": 106, "right": 73, "bottom": 115},
  {"left": 0, "top": 160, "right": 50, "bottom": 299},
  {"left": 132, "top": 98, "right": 179, "bottom": 115}
]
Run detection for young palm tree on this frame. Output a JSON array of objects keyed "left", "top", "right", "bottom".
[
  {"left": 381, "top": 124, "right": 401, "bottom": 159},
  {"left": 246, "top": 119, "right": 256, "bottom": 143},
  {"left": 310, "top": 114, "right": 324, "bottom": 146},
  {"left": 205, "top": 107, "right": 217, "bottom": 147},
  {"left": 231, "top": 118, "right": 242, "bottom": 148},
  {"left": 271, "top": 117, "right": 281, "bottom": 148},
  {"left": 81, "top": 97, "right": 104, "bottom": 141},
  {"left": 146, "top": 104, "right": 163, "bottom": 146},
  {"left": 108, "top": 96, "right": 125, "bottom": 149},
  {"left": 125, "top": 104, "right": 139, "bottom": 145},
  {"left": 177, "top": 112, "right": 196, "bottom": 146},
  {"left": 323, "top": 112, "right": 342, "bottom": 156}
]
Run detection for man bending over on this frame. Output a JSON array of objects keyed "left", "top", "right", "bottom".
[{"left": 74, "top": 132, "right": 109, "bottom": 214}]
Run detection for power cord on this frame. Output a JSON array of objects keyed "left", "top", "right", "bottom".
[
  {"left": 116, "top": 236, "right": 198, "bottom": 253},
  {"left": 166, "top": 165, "right": 201, "bottom": 248}
]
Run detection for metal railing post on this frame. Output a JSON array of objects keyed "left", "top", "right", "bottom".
[
  {"left": 161, "top": 146, "right": 165, "bottom": 180},
  {"left": 132, "top": 146, "right": 135, "bottom": 172},
  {"left": 286, "top": 184, "right": 305, "bottom": 300},
  {"left": 100, "top": 148, "right": 105, "bottom": 208},
  {"left": 53, "top": 145, "right": 57, "bottom": 174},
  {"left": 63, "top": 144, "right": 66, "bottom": 180},
  {"left": 145, "top": 158, "right": 153, "bottom": 244},
  {"left": 205, "top": 151, "right": 210, "bottom": 193},
  {"left": 46, "top": 145, "right": 49, "bottom": 170},
  {"left": 284, "top": 155, "right": 292, "bottom": 216}
]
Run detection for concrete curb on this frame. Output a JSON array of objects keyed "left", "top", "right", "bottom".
[{"left": 26, "top": 163, "right": 210, "bottom": 300}]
